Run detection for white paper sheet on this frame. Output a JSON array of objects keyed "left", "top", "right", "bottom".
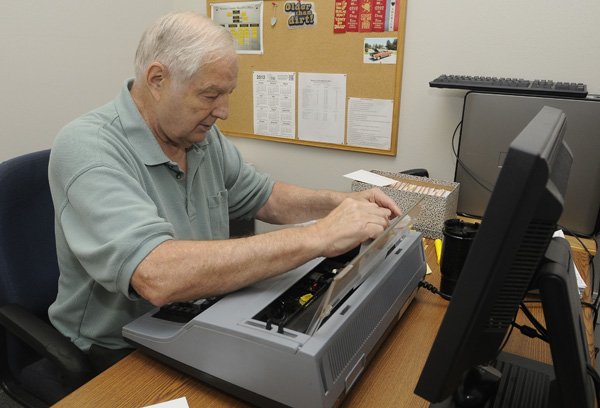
[
  {"left": 346, "top": 97, "right": 393, "bottom": 149},
  {"left": 298, "top": 73, "right": 346, "bottom": 144},
  {"left": 144, "top": 397, "right": 189, "bottom": 408},
  {"left": 343, "top": 169, "right": 397, "bottom": 186}
]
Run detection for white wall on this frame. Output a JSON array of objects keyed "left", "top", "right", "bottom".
[
  {"left": 0, "top": 0, "right": 200, "bottom": 161},
  {"left": 2, "top": 0, "right": 599, "bottom": 191}
]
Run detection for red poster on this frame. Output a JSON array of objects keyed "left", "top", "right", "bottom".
[
  {"left": 345, "top": 0, "right": 359, "bottom": 32},
  {"left": 394, "top": 0, "right": 406, "bottom": 31},
  {"left": 358, "top": 0, "right": 373, "bottom": 32},
  {"left": 333, "top": 0, "right": 347, "bottom": 33},
  {"left": 371, "top": 0, "right": 386, "bottom": 32},
  {"left": 392, "top": 0, "right": 400, "bottom": 31}
]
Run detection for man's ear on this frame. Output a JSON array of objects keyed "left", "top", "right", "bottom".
[{"left": 146, "top": 62, "right": 168, "bottom": 100}]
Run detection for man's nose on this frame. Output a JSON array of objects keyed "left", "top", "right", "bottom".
[{"left": 212, "top": 94, "right": 229, "bottom": 120}]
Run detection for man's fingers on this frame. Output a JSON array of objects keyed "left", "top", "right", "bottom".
[{"left": 364, "top": 221, "right": 386, "bottom": 240}]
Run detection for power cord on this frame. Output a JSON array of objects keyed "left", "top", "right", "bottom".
[
  {"left": 519, "top": 301, "right": 549, "bottom": 341},
  {"left": 519, "top": 301, "right": 600, "bottom": 404},
  {"left": 586, "top": 363, "right": 600, "bottom": 406},
  {"left": 418, "top": 280, "right": 452, "bottom": 301},
  {"left": 511, "top": 321, "right": 547, "bottom": 342},
  {"left": 418, "top": 286, "right": 550, "bottom": 341}
]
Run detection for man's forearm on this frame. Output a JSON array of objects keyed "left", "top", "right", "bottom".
[
  {"left": 256, "top": 181, "right": 349, "bottom": 225},
  {"left": 131, "top": 224, "right": 324, "bottom": 306},
  {"left": 132, "top": 185, "right": 398, "bottom": 307}
]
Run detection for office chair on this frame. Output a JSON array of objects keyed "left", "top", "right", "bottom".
[{"left": 0, "top": 150, "right": 93, "bottom": 407}]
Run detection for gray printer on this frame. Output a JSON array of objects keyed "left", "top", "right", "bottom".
[{"left": 122, "top": 204, "right": 426, "bottom": 408}]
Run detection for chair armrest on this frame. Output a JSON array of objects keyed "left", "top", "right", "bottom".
[{"left": 0, "top": 304, "right": 93, "bottom": 387}]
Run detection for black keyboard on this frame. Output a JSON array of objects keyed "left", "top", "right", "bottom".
[{"left": 430, "top": 74, "right": 588, "bottom": 98}]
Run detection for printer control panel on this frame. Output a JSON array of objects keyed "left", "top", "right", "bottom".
[{"left": 253, "top": 246, "right": 360, "bottom": 334}]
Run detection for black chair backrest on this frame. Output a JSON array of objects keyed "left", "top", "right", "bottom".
[{"left": 0, "top": 149, "right": 59, "bottom": 316}]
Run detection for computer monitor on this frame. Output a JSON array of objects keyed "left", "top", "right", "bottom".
[{"left": 414, "top": 106, "right": 597, "bottom": 407}]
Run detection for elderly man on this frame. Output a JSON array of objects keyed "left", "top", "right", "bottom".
[{"left": 48, "top": 11, "right": 399, "bottom": 376}]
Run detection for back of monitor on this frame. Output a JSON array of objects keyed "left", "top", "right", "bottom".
[{"left": 455, "top": 92, "right": 600, "bottom": 236}]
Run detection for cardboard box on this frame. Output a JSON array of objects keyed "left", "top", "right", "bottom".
[{"left": 351, "top": 171, "right": 459, "bottom": 239}]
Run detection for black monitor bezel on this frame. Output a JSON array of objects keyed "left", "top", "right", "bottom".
[{"left": 414, "top": 106, "right": 594, "bottom": 407}]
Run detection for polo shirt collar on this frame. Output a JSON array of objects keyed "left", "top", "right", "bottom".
[{"left": 114, "top": 79, "right": 209, "bottom": 167}]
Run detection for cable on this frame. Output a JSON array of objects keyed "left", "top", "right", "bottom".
[
  {"left": 582, "top": 301, "right": 597, "bottom": 311},
  {"left": 559, "top": 224, "right": 596, "bottom": 272},
  {"left": 519, "top": 301, "right": 549, "bottom": 342},
  {"left": 450, "top": 120, "right": 494, "bottom": 194},
  {"left": 418, "top": 280, "right": 452, "bottom": 301},
  {"left": 511, "top": 321, "right": 548, "bottom": 342}
]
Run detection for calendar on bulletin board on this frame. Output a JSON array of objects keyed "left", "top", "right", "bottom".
[{"left": 208, "top": 0, "right": 407, "bottom": 156}]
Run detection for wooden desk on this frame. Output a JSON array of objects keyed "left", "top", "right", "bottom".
[{"left": 53, "top": 239, "right": 595, "bottom": 408}]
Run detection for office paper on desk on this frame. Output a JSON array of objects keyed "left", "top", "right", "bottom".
[
  {"left": 344, "top": 169, "right": 397, "bottom": 186},
  {"left": 143, "top": 397, "right": 189, "bottom": 408}
]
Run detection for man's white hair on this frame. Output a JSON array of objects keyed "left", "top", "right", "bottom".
[{"left": 134, "top": 11, "right": 236, "bottom": 83}]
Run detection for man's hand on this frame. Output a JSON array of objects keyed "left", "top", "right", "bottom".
[
  {"left": 310, "top": 193, "right": 395, "bottom": 258},
  {"left": 350, "top": 187, "right": 402, "bottom": 218},
  {"left": 132, "top": 187, "right": 399, "bottom": 305}
]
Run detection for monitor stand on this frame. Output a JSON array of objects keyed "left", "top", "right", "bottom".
[{"left": 431, "top": 237, "right": 596, "bottom": 408}]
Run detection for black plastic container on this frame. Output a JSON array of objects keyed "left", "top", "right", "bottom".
[{"left": 440, "top": 219, "right": 480, "bottom": 296}]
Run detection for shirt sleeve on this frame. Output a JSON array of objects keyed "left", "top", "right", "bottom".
[
  {"left": 58, "top": 164, "right": 174, "bottom": 298},
  {"left": 214, "top": 129, "right": 275, "bottom": 220}
]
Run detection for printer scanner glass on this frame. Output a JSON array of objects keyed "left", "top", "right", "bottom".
[{"left": 304, "top": 198, "right": 422, "bottom": 336}]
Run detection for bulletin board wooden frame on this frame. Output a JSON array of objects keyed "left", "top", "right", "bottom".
[{"left": 208, "top": 0, "right": 407, "bottom": 156}]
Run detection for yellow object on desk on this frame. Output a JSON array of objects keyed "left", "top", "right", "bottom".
[{"left": 434, "top": 239, "right": 442, "bottom": 264}]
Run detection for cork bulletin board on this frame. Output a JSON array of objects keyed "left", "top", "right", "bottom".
[{"left": 208, "top": 0, "right": 407, "bottom": 156}]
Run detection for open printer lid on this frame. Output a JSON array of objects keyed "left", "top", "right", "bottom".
[
  {"left": 304, "top": 197, "right": 423, "bottom": 335},
  {"left": 121, "top": 196, "right": 427, "bottom": 408}
]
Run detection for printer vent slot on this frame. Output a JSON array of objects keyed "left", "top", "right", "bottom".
[{"left": 326, "top": 264, "right": 407, "bottom": 382}]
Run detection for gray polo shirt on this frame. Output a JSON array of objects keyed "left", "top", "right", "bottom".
[{"left": 48, "top": 79, "right": 274, "bottom": 351}]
